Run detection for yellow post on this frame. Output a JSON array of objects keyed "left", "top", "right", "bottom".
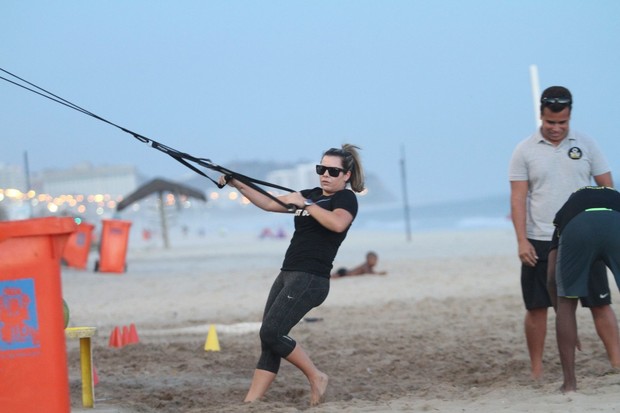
[
  {"left": 65, "top": 327, "right": 97, "bottom": 408},
  {"left": 79, "top": 336, "right": 94, "bottom": 407}
]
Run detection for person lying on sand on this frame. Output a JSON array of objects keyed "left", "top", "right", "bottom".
[{"left": 332, "top": 251, "right": 387, "bottom": 278}]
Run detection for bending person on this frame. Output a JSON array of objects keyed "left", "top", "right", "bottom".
[
  {"left": 547, "top": 186, "right": 620, "bottom": 392},
  {"left": 219, "top": 144, "right": 365, "bottom": 406}
]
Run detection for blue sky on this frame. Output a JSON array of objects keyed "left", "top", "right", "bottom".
[{"left": 2, "top": 1, "right": 620, "bottom": 204}]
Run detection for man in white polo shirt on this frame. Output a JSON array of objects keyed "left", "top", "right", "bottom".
[{"left": 509, "top": 86, "right": 620, "bottom": 380}]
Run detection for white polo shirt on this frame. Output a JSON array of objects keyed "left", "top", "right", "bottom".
[{"left": 509, "top": 129, "right": 610, "bottom": 240}]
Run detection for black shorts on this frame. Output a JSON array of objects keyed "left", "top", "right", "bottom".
[
  {"left": 521, "top": 239, "right": 611, "bottom": 310},
  {"left": 557, "top": 211, "right": 620, "bottom": 299}
]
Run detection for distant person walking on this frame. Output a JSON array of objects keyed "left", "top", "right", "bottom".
[
  {"left": 219, "top": 144, "right": 365, "bottom": 406},
  {"left": 547, "top": 186, "right": 620, "bottom": 392},
  {"left": 509, "top": 86, "right": 620, "bottom": 379}
]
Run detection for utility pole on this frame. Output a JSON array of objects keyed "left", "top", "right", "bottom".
[
  {"left": 400, "top": 145, "right": 412, "bottom": 242},
  {"left": 23, "top": 151, "right": 33, "bottom": 218}
]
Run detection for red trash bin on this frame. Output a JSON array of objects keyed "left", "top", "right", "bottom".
[
  {"left": 0, "top": 217, "right": 76, "bottom": 413},
  {"left": 62, "top": 221, "right": 95, "bottom": 270},
  {"left": 95, "top": 219, "right": 132, "bottom": 273}
]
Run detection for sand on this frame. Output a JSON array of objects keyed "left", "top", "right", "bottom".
[{"left": 62, "top": 228, "right": 620, "bottom": 412}]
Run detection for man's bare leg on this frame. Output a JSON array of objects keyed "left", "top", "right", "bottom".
[
  {"left": 285, "top": 344, "right": 328, "bottom": 406},
  {"left": 525, "top": 307, "right": 548, "bottom": 380},
  {"left": 590, "top": 305, "right": 620, "bottom": 368},
  {"left": 556, "top": 297, "right": 579, "bottom": 392},
  {"left": 244, "top": 369, "right": 277, "bottom": 402}
]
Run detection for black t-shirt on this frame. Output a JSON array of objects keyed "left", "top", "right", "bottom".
[
  {"left": 550, "top": 186, "right": 620, "bottom": 250},
  {"left": 281, "top": 187, "right": 358, "bottom": 277}
]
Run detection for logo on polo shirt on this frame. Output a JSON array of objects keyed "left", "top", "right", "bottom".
[{"left": 568, "top": 147, "right": 582, "bottom": 160}]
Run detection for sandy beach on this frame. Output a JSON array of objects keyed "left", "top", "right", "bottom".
[{"left": 61, "top": 227, "right": 620, "bottom": 412}]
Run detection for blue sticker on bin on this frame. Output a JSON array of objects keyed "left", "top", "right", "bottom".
[
  {"left": 76, "top": 232, "right": 86, "bottom": 246},
  {"left": 111, "top": 227, "right": 124, "bottom": 235},
  {"left": 0, "top": 279, "right": 40, "bottom": 352}
]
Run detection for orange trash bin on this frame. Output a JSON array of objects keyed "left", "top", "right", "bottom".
[
  {"left": 0, "top": 217, "right": 76, "bottom": 413},
  {"left": 95, "top": 219, "right": 132, "bottom": 273},
  {"left": 62, "top": 221, "right": 95, "bottom": 270}
]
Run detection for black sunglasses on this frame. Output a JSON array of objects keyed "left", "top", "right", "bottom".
[
  {"left": 316, "top": 165, "right": 345, "bottom": 177},
  {"left": 541, "top": 97, "right": 572, "bottom": 105}
]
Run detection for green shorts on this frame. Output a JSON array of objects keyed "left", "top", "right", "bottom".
[
  {"left": 557, "top": 210, "right": 620, "bottom": 299},
  {"left": 522, "top": 239, "right": 611, "bottom": 310}
]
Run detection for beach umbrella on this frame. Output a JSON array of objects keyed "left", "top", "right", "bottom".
[{"left": 116, "top": 178, "right": 207, "bottom": 248}]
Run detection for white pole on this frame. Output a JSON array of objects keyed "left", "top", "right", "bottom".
[{"left": 529, "top": 64, "right": 541, "bottom": 128}]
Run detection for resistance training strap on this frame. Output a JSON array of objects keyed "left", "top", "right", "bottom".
[{"left": 0, "top": 67, "right": 298, "bottom": 212}]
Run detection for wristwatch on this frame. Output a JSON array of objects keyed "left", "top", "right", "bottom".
[{"left": 303, "top": 198, "right": 314, "bottom": 208}]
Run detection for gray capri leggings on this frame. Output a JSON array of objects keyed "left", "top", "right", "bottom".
[{"left": 256, "top": 270, "right": 330, "bottom": 373}]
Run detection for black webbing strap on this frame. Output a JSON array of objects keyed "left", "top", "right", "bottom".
[{"left": 0, "top": 67, "right": 298, "bottom": 211}]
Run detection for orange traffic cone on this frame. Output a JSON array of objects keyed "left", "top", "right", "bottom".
[
  {"left": 128, "top": 323, "right": 140, "bottom": 344},
  {"left": 108, "top": 326, "right": 122, "bottom": 348},
  {"left": 121, "top": 325, "right": 130, "bottom": 346}
]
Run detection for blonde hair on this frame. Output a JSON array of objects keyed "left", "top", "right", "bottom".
[{"left": 322, "top": 144, "right": 365, "bottom": 193}]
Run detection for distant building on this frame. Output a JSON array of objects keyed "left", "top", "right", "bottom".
[
  {"left": 0, "top": 163, "right": 27, "bottom": 191},
  {"left": 180, "top": 159, "right": 396, "bottom": 206},
  {"left": 266, "top": 163, "right": 395, "bottom": 204},
  {"left": 267, "top": 163, "right": 316, "bottom": 191},
  {"left": 36, "top": 163, "right": 140, "bottom": 197}
]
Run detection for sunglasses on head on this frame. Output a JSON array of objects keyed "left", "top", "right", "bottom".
[
  {"left": 541, "top": 97, "right": 572, "bottom": 105},
  {"left": 316, "top": 165, "right": 345, "bottom": 177}
]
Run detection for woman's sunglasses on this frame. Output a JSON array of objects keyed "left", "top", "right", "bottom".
[
  {"left": 316, "top": 165, "right": 345, "bottom": 177},
  {"left": 541, "top": 97, "right": 572, "bottom": 105}
]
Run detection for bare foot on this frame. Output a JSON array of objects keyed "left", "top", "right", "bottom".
[
  {"left": 530, "top": 367, "right": 543, "bottom": 381},
  {"left": 309, "top": 372, "right": 328, "bottom": 406},
  {"left": 560, "top": 382, "right": 576, "bottom": 393}
]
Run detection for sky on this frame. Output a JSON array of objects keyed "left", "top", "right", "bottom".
[{"left": 2, "top": 1, "right": 620, "bottom": 205}]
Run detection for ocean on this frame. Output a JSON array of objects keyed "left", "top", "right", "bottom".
[
  {"left": 145, "top": 193, "right": 514, "bottom": 244},
  {"left": 355, "top": 194, "right": 512, "bottom": 232},
  {"left": 0, "top": 193, "right": 513, "bottom": 251}
]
